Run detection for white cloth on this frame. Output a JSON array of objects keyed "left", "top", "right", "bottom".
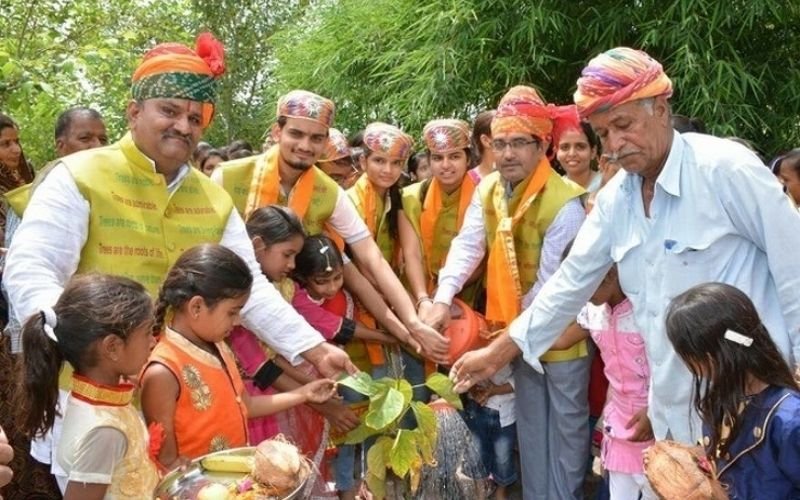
[
  {"left": 508, "top": 131, "right": 800, "bottom": 444},
  {"left": 433, "top": 185, "right": 586, "bottom": 306},
  {"left": 5, "top": 162, "right": 327, "bottom": 364},
  {"left": 607, "top": 471, "right": 657, "bottom": 500},
  {"left": 484, "top": 364, "right": 516, "bottom": 427},
  {"left": 211, "top": 166, "right": 372, "bottom": 245}
]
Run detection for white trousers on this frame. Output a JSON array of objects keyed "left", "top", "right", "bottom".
[{"left": 608, "top": 471, "right": 658, "bottom": 500}]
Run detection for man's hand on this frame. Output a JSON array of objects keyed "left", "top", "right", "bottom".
[
  {"left": 419, "top": 302, "right": 451, "bottom": 332},
  {"left": 449, "top": 331, "right": 521, "bottom": 393},
  {"left": 0, "top": 425, "right": 13, "bottom": 490},
  {"left": 625, "top": 407, "right": 654, "bottom": 442},
  {"left": 408, "top": 319, "right": 450, "bottom": 365},
  {"left": 310, "top": 399, "right": 360, "bottom": 433},
  {"left": 303, "top": 342, "right": 358, "bottom": 379}
]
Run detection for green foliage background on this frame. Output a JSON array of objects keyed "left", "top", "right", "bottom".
[{"left": 2, "top": 0, "right": 799, "bottom": 167}]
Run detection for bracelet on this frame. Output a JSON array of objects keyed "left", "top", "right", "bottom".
[{"left": 415, "top": 296, "right": 433, "bottom": 308}]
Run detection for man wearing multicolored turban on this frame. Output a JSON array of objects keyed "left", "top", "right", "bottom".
[
  {"left": 451, "top": 47, "right": 800, "bottom": 473},
  {"left": 213, "top": 92, "right": 449, "bottom": 367},
  {"left": 318, "top": 128, "right": 358, "bottom": 188},
  {"left": 4, "top": 36, "right": 357, "bottom": 491},
  {"left": 419, "top": 86, "right": 588, "bottom": 499}
]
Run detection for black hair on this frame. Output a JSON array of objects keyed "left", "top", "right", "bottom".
[
  {"left": 671, "top": 114, "right": 706, "bottom": 134},
  {"left": 665, "top": 282, "right": 798, "bottom": 459},
  {"left": 54, "top": 107, "right": 103, "bottom": 140},
  {"left": 227, "top": 139, "right": 253, "bottom": 154},
  {"left": 200, "top": 148, "right": 228, "bottom": 171},
  {"left": 471, "top": 109, "right": 495, "bottom": 167},
  {"left": 0, "top": 113, "right": 33, "bottom": 182},
  {"left": 154, "top": 244, "right": 253, "bottom": 334},
  {"left": 245, "top": 205, "right": 306, "bottom": 245},
  {"left": 16, "top": 274, "right": 153, "bottom": 438},
  {"left": 407, "top": 152, "right": 427, "bottom": 176},
  {"left": 774, "top": 148, "right": 800, "bottom": 177},
  {"left": 551, "top": 122, "right": 601, "bottom": 175},
  {"left": 292, "top": 234, "right": 344, "bottom": 282}
]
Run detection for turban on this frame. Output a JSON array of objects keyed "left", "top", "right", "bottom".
[
  {"left": 422, "top": 119, "right": 471, "bottom": 154},
  {"left": 491, "top": 85, "right": 553, "bottom": 139},
  {"left": 276, "top": 90, "right": 335, "bottom": 128},
  {"left": 319, "top": 128, "right": 350, "bottom": 162},
  {"left": 363, "top": 122, "right": 414, "bottom": 159},
  {"left": 550, "top": 105, "right": 582, "bottom": 151},
  {"left": 131, "top": 33, "right": 225, "bottom": 127},
  {"left": 574, "top": 47, "right": 673, "bottom": 118}
]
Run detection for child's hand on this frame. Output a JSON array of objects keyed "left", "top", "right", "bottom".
[
  {"left": 311, "top": 399, "right": 360, "bottom": 433},
  {"left": 625, "top": 407, "right": 654, "bottom": 442},
  {"left": 302, "top": 379, "right": 338, "bottom": 404}
]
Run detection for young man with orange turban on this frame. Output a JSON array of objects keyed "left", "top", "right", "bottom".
[
  {"left": 4, "top": 35, "right": 355, "bottom": 493},
  {"left": 420, "top": 86, "right": 588, "bottom": 499},
  {"left": 452, "top": 48, "right": 800, "bottom": 465},
  {"left": 214, "top": 91, "right": 449, "bottom": 366}
]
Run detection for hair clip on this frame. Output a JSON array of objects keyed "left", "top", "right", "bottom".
[
  {"left": 42, "top": 307, "right": 59, "bottom": 343},
  {"left": 319, "top": 241, "right": 333, "bottom": 272},
  {"left": 724, "top": 329, "right": 753, "bottom": 347}
]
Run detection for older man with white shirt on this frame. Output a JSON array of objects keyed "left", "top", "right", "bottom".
[{"left": 451, "top": 47, "right": 800, "bottom": 448}]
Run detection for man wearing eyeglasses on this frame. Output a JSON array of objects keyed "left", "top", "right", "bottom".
[{"left": 420, "top": 85, "right": 588, "bottom": 499}]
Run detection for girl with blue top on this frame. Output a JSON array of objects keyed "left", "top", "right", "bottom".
[{"left": 665, "top": 282, "right": 800, "bottom": 499}]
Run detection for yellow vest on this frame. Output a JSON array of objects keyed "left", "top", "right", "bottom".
[
  {"left": 4, "top": 183, "right": 31, "bottom": 218},
  {"left": 347, "top": 175, "right": 395, "bottom": 262},
  {"left": 217, "top": 152, "right": 339, "bottom": 236},
  {"left": 62, "top": 132, "right": 233, "bottom": 297},
  {"left": 479, "top": 169, "right": 588, "bottom": 362},
  {"left": 401, "top": 180, "right": 482, "bottom": 305}
]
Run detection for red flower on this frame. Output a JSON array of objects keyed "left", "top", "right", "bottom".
[
  {"left": 148, "top": 421, "right": 166, "bottom": 466},
  {"left": 196, "top": 32, "right": 225, "bottom": 77}
]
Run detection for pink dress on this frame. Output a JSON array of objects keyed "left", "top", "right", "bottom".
[{"left": 578, "top": 299, "right": 654, "bottom": 474}]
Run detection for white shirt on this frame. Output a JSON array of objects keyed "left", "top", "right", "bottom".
[
  {"left": 433, "top": 182, "right": 586, "bottom": 306},
  {"left": 211, "top": 166, "right": 372, "bottom": 245},
  {"left": 5, "top": 162, "right": 326, "bottom": 363},
  {"left": 508, "top": 132, "right": 800, "bottom": 443},
  {"left": 485, "top": 364, "right": 516, "bottom": 427}
]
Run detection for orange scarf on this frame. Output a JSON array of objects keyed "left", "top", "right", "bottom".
[
  {"left": 419, "top": 176, "right": 476, "bottom": 288},
  {"left": 350, "top": 173, "right": 379, "bottom": 235},
  {"left": 245, "top": 146, "right": 344, "bottom": 249},
  {"left": 485, "top": 158, "right": 551, "bottom": 324}
]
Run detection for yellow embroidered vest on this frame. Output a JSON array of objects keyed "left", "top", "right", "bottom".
[
  {"left": 401, "top": 180, "right": 481, "bottom": 304},
  {"left": 480, "top": 169, "right": 587, "bottom": 362},
  {"left": 62, "top": 133, "right": 233, "bottom": 297},
  {"left": 347, "top": 175, "right": 395, "bottom": 262},
  {"left": 217, "top": 152, "right": 339, "bottom": 235},
  {"left": 4, "top": 183, "right": 31, "bottom": 218}
]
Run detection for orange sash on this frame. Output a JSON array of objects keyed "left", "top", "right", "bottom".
[
  {"left": 419, "top": 176, "right": 476, "bottom": 289},
  {"left": 485, "top": 159, "right": 551, "bottom": 324},
  {"left": 351, "top": 173, "right": 378, "bottom": 236},
  {"left": 245, "top": 146, "right": 344, "bottom": 249}
]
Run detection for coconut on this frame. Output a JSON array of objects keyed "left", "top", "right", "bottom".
[
  {"left": 643, "top": 441, "right": 728, "bottom": 500},
  {"left": 196, "top": 482, "right": 233, "bottom": 500},
  {"left": 252, "top": 435, "right": 308, "bottom": 494}
]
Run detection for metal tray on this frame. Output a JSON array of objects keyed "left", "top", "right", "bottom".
[{"left": 153, "top": 446, "right": 310, "bottom": 499}]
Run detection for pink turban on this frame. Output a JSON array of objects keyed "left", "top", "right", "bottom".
[{"left": 574, "top": 47, "right": 673, "bottom": 118}]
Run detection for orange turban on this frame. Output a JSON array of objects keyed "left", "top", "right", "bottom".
[
  {"left": 574, "top": 47, "right": 673, "bottom": 118},
  {"left": 491, "top": 85, "right": 553, "bottom": 139},
  {"left": 363, "top": 122, "right": 414, "bottom": 159},
  {"left": 319, "top": 128, "right": 351, "bottom": 162},
  {"left": 276, "top": 90, "right": 335, "bottom": 128},
  {"left": 422, "top": 119, "right": 471, "bottom": 154},
  {"left": 131, "top": 33, "right": 225, "bottom": 127}
]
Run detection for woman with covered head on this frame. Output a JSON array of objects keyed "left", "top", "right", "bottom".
[{"left": 398, "top": 118, "right": 482, "bottom": 316}]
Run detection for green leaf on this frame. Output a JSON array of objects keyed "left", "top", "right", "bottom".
[
  {"left": 337, "top": 371, "right": 376, "bottom": 396},
  {"left": 366, "top": 436, "right": 391, "bottom": 480},
  {"left": 396, "top": 378, "right": 413, "bottom": 406},
  {"left": 343, "top": 421, "right": 381, "bottom": 445},
  {"left": 365, "top": 387, "right": 405, "bottom": 430},
  {"left": 366, "top": 471, "right": 386, "bottom": 500},
  {"left": 410, "top": 402, "right": 437, "bottom": 464},
  {"left": 389, "top": 429, "right": 417, "bottom": 478},
  {"left": 425, "top": 372, "right": 463, "bottom": 410}
]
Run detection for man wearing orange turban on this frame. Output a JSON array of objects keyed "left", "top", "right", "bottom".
[
  {"left": 420, "top": 86, "right": 588, "bottom": 499},
  {"left": 451, "top": 47, "right": 800, "bottom": 486},
  {"left": 5, "top": 35, "right": 357, "bottom": 491}
]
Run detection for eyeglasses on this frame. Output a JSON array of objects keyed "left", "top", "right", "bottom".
[{"left": 491, "top": 138, "right": 539, "bottom": 153}]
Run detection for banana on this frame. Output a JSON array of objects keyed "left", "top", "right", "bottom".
[{"left": 200, "top": 454, "right": 254, "bottom": 473}]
